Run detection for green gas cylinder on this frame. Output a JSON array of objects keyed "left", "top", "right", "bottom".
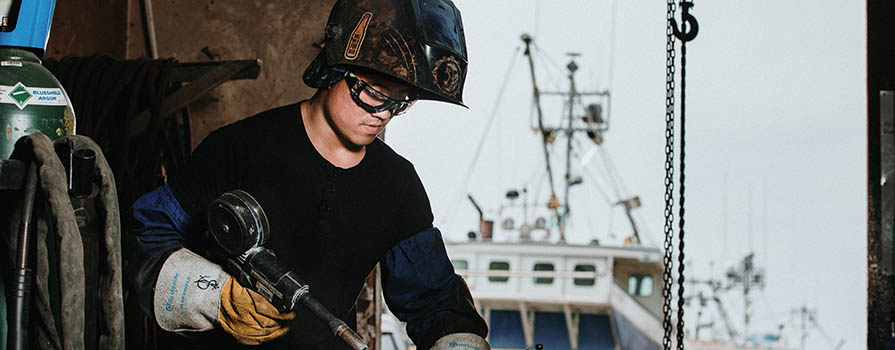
[{"left": 0, "top": 47, "right": 75, "bottom": 159}]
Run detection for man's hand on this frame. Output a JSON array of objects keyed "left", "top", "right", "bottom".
[{"left": 218, "top": 277, "right": 296, "bottom": 345}]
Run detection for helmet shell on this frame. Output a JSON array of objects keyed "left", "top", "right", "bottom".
[{"left": 305, "top": 0, "right": 468, "bottom": 107}]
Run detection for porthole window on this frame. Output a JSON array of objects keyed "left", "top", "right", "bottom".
[
  {"left": 574, "top": 264, "right": 596, "bottom": 286},
  {"left": 489, "top": 261, "right": 510, "bottom": 282},
  {"left": 533, "top": 263, "right": 554, "bottom": 284}
]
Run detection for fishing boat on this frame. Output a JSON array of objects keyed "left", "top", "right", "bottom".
[
  {"left": 438, "top": 34, "right": 820, "bottom": 350},
  {"left": 438, "top": 33, "right": 664, "bottom": 350}
]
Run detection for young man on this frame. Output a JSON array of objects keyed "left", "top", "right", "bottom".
[{"left": 126, "top": 0, "right": 489, "bottom": 349}]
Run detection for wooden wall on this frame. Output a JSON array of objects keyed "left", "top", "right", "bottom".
[{"left": 47, "top": 0, "right": 336, "bottom": 149}]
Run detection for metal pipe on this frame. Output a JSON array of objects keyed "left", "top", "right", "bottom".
[
  {"left": 467, "top": 194, "right": 483, "bottom": 221},
  {"left": 299, "top": 295, "right": 368, "bottom": 350},
  {"left": 142, "top": 0, "right": 159, "bottom": 58}
]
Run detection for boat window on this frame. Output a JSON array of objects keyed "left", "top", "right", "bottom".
[
  {"left": 452, "top": 259, "right": 468, "bottom": 271},
  {"left": 627, "top": 274, "right": 654, "bottom": 297},
  {"left": 489, "top": 261, "right": 510, "bottom": 282},
  {"left": 533, "top": 263, "right": 554, "bottom": 284},
  {"left": 574, "top": 264, "right": 596, "bottom": 286}
]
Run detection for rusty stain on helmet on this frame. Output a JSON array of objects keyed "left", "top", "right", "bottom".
[
  {"left": 382, "top": 29, "right": 417, "bottom": 83},
  {"left": 433, "top": 55, "right": 461, "bottom": 97},
  {"left": 345, "top": 12, "right": 373, "bottom": 60}
]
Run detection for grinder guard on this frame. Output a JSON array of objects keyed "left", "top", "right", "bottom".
[{"left": 207, "top": 190, "right": 268, "bottom": 256}]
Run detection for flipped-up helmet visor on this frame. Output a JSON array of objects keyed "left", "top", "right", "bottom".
[{"left": 412, "top": 0, "right": 468, "bottom": 61}]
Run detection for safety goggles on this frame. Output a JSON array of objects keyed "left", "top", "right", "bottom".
[{"left": 343, "top": 72, "right": 417, "bottom": 117}]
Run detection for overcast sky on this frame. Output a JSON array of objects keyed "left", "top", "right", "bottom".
[{"left": 387, "top": 1, "right": 864, "bottom": 348}]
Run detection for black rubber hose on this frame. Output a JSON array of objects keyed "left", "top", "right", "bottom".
[{"left": 9, "top": 161, "right": 38, "bottom": 350}]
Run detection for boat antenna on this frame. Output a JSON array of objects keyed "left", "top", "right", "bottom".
[{"left": 559, "top": 53, "right": 581, "bottom": 244}]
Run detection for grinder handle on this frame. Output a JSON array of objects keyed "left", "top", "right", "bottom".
[{"left": 228, "top": 248, "right": 368, "bottom": 350}]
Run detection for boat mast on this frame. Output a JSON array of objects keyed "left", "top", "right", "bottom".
[
  {"left": 521, "top": 33, "right": 562, "bottom": 240},
  {"left": 521, "top": 34, "right": 617, "bottom": 244}
]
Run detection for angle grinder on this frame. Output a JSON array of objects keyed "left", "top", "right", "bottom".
[{"left": 207, "top": 190, "right": 368, "bottom": 350}]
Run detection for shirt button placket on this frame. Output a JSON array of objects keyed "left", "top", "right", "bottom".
[{"left": 321, "top": 172, "right": 338, "bottom": 216}]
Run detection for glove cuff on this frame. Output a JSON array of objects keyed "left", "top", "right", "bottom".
[
  {"left": 153, "top": 248, "right": 231, "bottom": 334},
  {"left": 430, "top": 333, "right": 490, "bottom": 350}
]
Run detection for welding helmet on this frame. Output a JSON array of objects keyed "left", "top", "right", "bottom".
[
  {"left": 0, "top": 0, "right": 57, "bottom": 57},
  {"left": 303, "top": 0, "right": 469, "bottom": 107}
]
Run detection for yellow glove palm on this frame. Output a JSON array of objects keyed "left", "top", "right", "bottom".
[{"left": 218, "top": 277, "right": 297, "bottom": 345}]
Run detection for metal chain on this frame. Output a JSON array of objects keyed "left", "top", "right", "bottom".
[
  {"left": 676, "top": 5, "right": 688, "bottom": 348},
  {"left": 662, "top": 0, "right": 677, "bottom": 348}
]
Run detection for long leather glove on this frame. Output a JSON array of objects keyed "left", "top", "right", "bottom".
[
  {"left": 219, "top": 277, "right": 296, "bottom": 345},
  {"left": 153, "top": 248, "right": 294, "bottom": 344}
]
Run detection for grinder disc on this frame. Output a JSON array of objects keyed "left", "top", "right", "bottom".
[{"left": 207, "top": 189, "right": 269, "bottom": 256}]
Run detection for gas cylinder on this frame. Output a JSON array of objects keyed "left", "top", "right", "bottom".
[{"left": 0, "top": 0, "right": 74, "bottom": 159}]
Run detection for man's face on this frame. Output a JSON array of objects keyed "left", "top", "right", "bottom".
[{"left": 323, "top": 70, "right": 414, "bottom": 148}]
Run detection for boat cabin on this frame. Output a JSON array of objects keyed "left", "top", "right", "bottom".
[{"left": 446, "top": 240, "right": 664, "bottom": 350}]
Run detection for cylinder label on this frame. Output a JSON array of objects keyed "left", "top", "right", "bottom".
[{"left": 0, "top": 82, "right": 68, "bottom": 110}]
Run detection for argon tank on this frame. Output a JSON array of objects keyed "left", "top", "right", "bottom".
[{"left": 0, "top": 46, "right": 74, "bottom": 159}]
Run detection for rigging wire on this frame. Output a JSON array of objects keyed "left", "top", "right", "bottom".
[
  {"left": 528, "top": 156, "right": 549, "bottom": 202},
  {"left": 442, "top": 47, "right": 522, "bottom": 227},
  {"left": 607, "top": 202, "right": 616, "bottom": 239},
  {"left": 578, "top": 153, "right": 624, "bottom": 242},
  {"left": 597, "top": 145, "right": 629, "bottom": 199},
  {"left": 571, "top": 137, "right": 615, "bottom": 205},
  {"left": 579, "top": 156, "right": 616, "bottom": 207},
  {"left": 808, "top": 313, "right": 845, "bottom": 349},
  {"left": 573, "top": 135, "right": 654, "bottom": 246},
  {"left": 607, "top": 0, "right": 618, "bottom": 123},
  {"left": 633, "top": 209, "right": 658, "bottom": 247},
  {"left": 531, "top": 41, "right": 565, "bottom": 91}
]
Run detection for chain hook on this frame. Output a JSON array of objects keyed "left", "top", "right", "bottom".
[{"left": 672, "top": 1, "right": 699, "bottom": 42}]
